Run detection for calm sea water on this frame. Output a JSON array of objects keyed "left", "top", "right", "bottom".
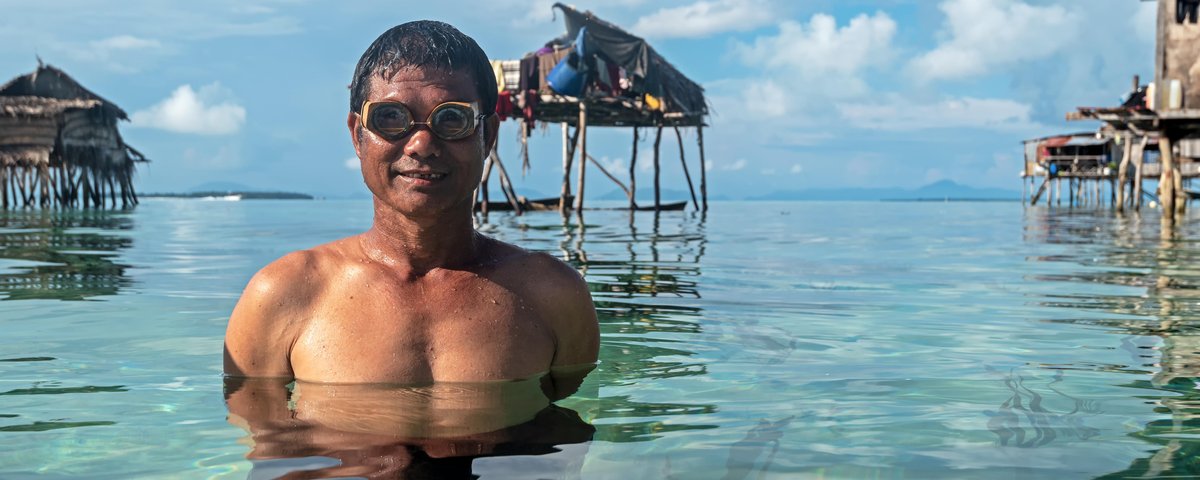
[{"left": 3, "top": 199, "right": 1200, "bottom": 478}]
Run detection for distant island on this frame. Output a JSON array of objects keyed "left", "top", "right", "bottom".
[{"left": 143, "top": 191, "right": 314, "bottom": 200}]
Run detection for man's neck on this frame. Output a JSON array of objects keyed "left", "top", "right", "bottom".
[{"left": 361, "top": 200, "right": 480, "bottom": 279}]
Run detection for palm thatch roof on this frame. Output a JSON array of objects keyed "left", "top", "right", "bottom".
[{"left": 0, "top": 63, "right": 144, "bottom": 208}]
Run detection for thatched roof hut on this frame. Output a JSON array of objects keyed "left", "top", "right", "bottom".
[{"left": 0, "top": 63, "right": 145, "bottom": 208}]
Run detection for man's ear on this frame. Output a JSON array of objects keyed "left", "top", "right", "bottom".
[
  {"left": 482, "top": 114, "right": 500, "bottom": 154},
  {"left": 347, "top": 112, "right": 363, "bottom": 159}
]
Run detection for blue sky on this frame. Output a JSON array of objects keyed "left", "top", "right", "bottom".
[{"left": 0, "top": 0, "right": 1157, "bottom": 199}]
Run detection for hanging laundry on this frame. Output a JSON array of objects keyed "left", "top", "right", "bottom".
[
  {"left": 490, "top": 60, "right": 506, "bottom": 92},
  {"left": 495, "top": 91, "right": 514, "bottom": 121}
]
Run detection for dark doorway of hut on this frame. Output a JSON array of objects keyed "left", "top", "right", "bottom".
[
  {"left": 1, "top": 63, "right": 146, "bottom": 210},
  {"left": 474, "top": 3, "right": 708, "bottom": 224}
]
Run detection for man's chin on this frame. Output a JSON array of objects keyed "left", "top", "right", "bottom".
[{"left": 372, "top": 192, "right": 469, "bottom": 217}]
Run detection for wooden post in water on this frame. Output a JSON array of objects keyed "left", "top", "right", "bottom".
[
  {"left": 697, "top": 126, "right": 708, "bottom": 212},
  {"left": 479, "top": 153, "right": 494, "bottom": 217},
  {"left": 1117, "top": 134, "right": 1132, "bottom": 211},
  {"left": 490, "top": 147, "right": 523, "bottom": 214},
  {"left": 1161, "top": 134, "right": 1177, "bottom": 220},
  {"left": 629, "top": 127, "right": 639, "bottom": 210},
  {"left": 653, "top": 125, "right": 663, "bottom": 210},
  {"left": 674, "top": 127, "right": 699, "bottom": 211},
  {"left": 560, "top": 123, "right": 572, "bottom": 213},
  {"left": 1134, "top": 136, "right": 1146, "bottom": 210},
  {"left": 574, "top": 102, "right": 588, "bottom": 212}
]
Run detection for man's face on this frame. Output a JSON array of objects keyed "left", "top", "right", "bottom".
[{"left": 348, "top": 66, "right": 497, "bottom": 218}]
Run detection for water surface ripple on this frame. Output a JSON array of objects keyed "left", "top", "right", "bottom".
[{"left": 3, "top": 200, "right": 1200, "bottom": 478}]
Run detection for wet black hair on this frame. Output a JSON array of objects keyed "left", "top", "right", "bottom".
[{"left": 350, "top": 21, "right": 497, "bottom": 117}]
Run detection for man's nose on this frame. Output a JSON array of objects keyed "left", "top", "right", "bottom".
[{"left": 402, "top": 126, "right": 441, "bottom": 159}]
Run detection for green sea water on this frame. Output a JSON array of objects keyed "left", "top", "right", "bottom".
[{"left": 1, "top": 199, "right": 1199, "bottom": 478}]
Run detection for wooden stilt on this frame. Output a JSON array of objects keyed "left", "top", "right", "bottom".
[
  {"left": 1117, "top": 134, "right": 1132, "bottom": 211},
  {"left": 80, "top": 168, "right": 90, "bottom": 208},
  {"left": 1162, "top": 134, "right": 1177, "bottom": 220},
  {"left": 574, "top": 102, "right": 588, "bottom": 212},
  {"left": 490, "top": 147, "right": 523, "bottom": 214},
  {"left": 1174, "top": 161, "right": 1186, "bottom": 217},
  {"left": 697, "top": 126, "right": 708, "bottom": 212},
  {"left": 673, "top": 127, "right": 699, "bottom": 211},
  {"left": 479, "top": 152, "right": 494, "bottom": 217},
  {"left": 629, "top": 127, "right": 639, "bottom": 210},
  {"left": 1134, "top": 136, "right": 1146, "bottom": 210},
  {"left": 1031, "top": 177, "right": 1049, "bottom": 205},
  {"left": 128, "top": 168, "right": 138, "bottom": 206},
  {"left": 108, "top": 175, "right": 117, "bottom": 208},
  {"left": 0, "top": 167, "right": 7, "bottom": 209},
  {"left": 520, "top": 123, "right": 530, "bottom": 177},
  {"left": 559, "top": 123, "right": 580, "bottom": 213},
  {"left": 653, "top": 125, "right": 663, "bottom": 210}
]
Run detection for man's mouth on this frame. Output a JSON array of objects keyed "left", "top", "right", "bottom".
[{"left": 398, "top": 172, "right": 446, "bottom": 181}]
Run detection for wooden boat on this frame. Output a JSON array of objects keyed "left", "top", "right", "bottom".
[
  {"left": 474, "top": 196, "right": 571, "bottom": 212},
  {"left": 634, "top": 200, "right": 687, "bottom": 211}
]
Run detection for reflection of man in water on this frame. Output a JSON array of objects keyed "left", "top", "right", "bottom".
[
  {"left": 224, "top": 20, "right": 599, "bottom": 390},
  {"left": 221, "top": 20, "right": 600, "bottom": 478}
]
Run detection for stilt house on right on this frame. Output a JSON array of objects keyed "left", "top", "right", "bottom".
[{"left": 1063, "top": 0, "right": 1200, "bottom": 220}]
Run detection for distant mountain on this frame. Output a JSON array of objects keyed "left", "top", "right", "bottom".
[{"left": 751, "top": 180, "right": 1020, "bottom": 201}]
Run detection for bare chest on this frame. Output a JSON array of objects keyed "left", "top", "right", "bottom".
[{"left": 290, "top": 273, "right": 556, "bottom": 383}]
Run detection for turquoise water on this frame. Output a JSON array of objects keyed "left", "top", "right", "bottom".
[{"left": 2, "top": 199, "right": 1200, "bottom": 478}]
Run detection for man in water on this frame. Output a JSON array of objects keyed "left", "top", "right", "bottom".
[{"left": 224, "top": 21, "right": 599, "bottom": 396}]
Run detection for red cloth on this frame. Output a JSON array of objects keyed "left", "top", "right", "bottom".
[{"left": 495, "top": 91, "right": 514, "bottom": 121}]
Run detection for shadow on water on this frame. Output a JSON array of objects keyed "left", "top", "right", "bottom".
[
  {"left": 0, "top": 209, "right": 134, "bottom": 300},
  {"left": 1022, "top": 208, "right": 1200, "bottom": 478},
  {"left": 224, "top": 376, "right": 595, "bottom": 480}
]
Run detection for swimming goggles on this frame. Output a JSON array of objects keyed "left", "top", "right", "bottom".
[{"left": 360, "top": 101, "right": 487, "bottom": 141}]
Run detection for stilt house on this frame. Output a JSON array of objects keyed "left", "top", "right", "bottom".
[
  {"left": 1066, "top": 0, "right": 1200, "bottom": 218},
  {"left": 0, "top": 63, "right": 145, "bottom": 209},
  {"left": 480, "top": 2, "right": 709, "bottom": 214}
]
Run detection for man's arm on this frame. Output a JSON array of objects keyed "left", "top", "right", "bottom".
[
  {"left": 224, "top": 251, "right": 316, "bottom": 378},
  {"left": 531, "top": 254, "right": 600, "bottom": 400}
]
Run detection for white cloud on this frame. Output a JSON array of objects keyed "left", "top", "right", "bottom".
[
  {"left": 790, "top": 164, "right": 802, "bottom": 174},
  {"left": 760, "top": 168, "right": 776, "bottom": 175},
  {"left": 131, "top": 83, "right": 246, "bottom": 135},
  {"left": 735, "top": 12, "right": 896, "bottom": 77},
  {"left": 836, "top": 95, "right": 1043, "bottom": 132},
  {"left": 92, "top": 34, "right": 161, "bottom": 52},
  {"left": 599, "top": 156, "right": 627, "bottom": 174},
  {"left": 705, "top": 160, "right": 714, "bottom": 172},
  {"left": 909, "top": 0, "right": 1077, "bottom": 82},
  {"left": 344, "top": 157, "right": 359, "bottom": 171},
  {"left": 632, "top": 0, "right": 776, "bottom": 38},
  {"left": 720, "top": 11, "right": 897, "bottom": 118},
  {"left": 722, "top": 158, "right": 748, "bottom": 171}
]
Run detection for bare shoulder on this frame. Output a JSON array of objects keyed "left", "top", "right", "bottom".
[
  {"left": 483, "top": 236, "right": 599, "bottom": 367},
  {"left": 484, "top": 237, "right": 588, "bottom": 296},
  {"left": 224, "top": 237, "right": 357, "bottom": 378}
]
